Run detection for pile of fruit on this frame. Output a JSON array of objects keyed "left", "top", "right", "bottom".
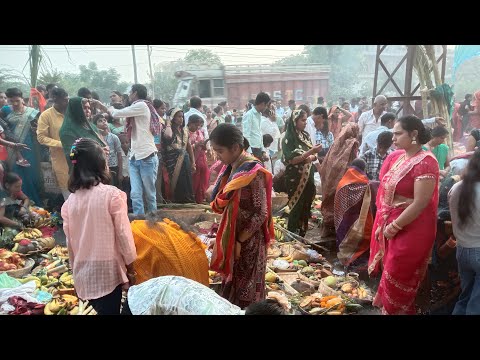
[
  {"left": 299, "top": 294, "right": 362, "bottom": 315},
  {"left": 11, "top": 228, "right": 55, "bottom": 254},
  {"left": 339, "top": 282, "right": 372, "bottom": 301},
  {"left": 0, "top": 249, "right": 26, "bottom": 271},
  {"left": 208, "top": 270, "right": 222, "bottom": 284}
]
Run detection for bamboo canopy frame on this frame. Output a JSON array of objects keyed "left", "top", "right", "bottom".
[{"left": 372, "top": 45, "right": 452, "bottom": 152}]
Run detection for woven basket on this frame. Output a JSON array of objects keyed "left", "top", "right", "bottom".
[
  {"left": 317, "top": 278, "right": 341, "bottom": 297},
  {"left": 0, "top": 258, "right": 35, "bottom": 278},
  {"left": 297, "top": 270, "right": 321, "bottom": 287}
]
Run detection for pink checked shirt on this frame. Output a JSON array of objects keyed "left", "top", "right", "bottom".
[{"left": 61, "top": 183, "right": 137, "bottom": 300}]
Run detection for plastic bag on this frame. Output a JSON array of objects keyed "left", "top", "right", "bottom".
[
  {"left": 0, "top": 273, "right": 21, "bottom": 289},
  {"left": 34, "top": 290, "right": 53, "bottom": 304}
]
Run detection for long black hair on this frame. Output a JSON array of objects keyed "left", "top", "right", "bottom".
[
  {"left": 457, "top": 150, "right": 480, "bottom": 227},
  {"left": 398, "top": 115, "right": 431, "bottom": 144},
  {"left": 210, "top": 123, "right": 249, "bottom": 150},
  {"left": 68, "top": 138, "right": 111, "bottom": 193}
]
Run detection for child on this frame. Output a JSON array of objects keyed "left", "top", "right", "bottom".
[
  {"left": 61, "top": 138, "right": 137, "bottom": 315},
  {"left": 262, "top": 134, "right": 274, "bottom": 173},
  {"left": 360, "top": 131, "right": 393, "bottom": 181},
  {"left": 118, "top": 133, "right": 132, "bottom": 212},
  {"left": 93, "top": 113, "right": 123, "bottom": 188},
  {"left": 0, "top": 172, "right": 39, "bottom": 228}
]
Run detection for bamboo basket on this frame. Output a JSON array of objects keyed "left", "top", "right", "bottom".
[{"left": 0, "top": 258, "right": 35, "bottom": 278}]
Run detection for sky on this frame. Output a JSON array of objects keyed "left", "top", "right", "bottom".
[{"left": 0, "top": 45, "right": 306, "bottom": 84}]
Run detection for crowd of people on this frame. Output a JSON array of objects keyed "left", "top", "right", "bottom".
[{"left": 1, "top": 81, "right": 480, "bottom": 316}]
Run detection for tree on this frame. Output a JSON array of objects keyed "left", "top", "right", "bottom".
[
  {"left": 450, "top": 57, "right": 480, "bottom": 101},
  {"left": 276, "top": 45, "right": 370, "bottom": 103},
  {"left": 77, "top": 62, "right": 128, "bottom": 102},
  {"left": 150, "top": 60, "right": 184, "bottom": 105},
  {"left": 38, "top": 69, "right": 63, "bottom": 86},
  {"left": 184, "top": 49, "right": 222, "bottom": 65}
]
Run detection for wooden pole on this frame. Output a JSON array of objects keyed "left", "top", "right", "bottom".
[
  {"left": 131, "top": 45, "right": 138, "bottom": 84},
  {"left": 403, "top": 45, "right": 416, "bottom": 115}
]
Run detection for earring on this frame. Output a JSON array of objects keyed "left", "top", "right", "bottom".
[{"left": 412, "top": 137, "right": 417, "bottom": 145}]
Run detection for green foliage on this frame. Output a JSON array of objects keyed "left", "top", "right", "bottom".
[
  {"left": 35, "top": 62, "right": 130, "bottom": 103},
  {"left": 0, "top": 68, "right": 28, "bottom": 94},
  {"left": 184, "top": 49, "right": 222, "bottom": 65},
  {"left": 450, "top": 57, "right": 480, "bottom": 100},
  {"left": 150, "top": 61, "right": 183, "bottom": 104},
  {"left": 276, "top": 45, "right": 371, "bottom": 102}
]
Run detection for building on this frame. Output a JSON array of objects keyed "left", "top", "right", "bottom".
[{"left": 172, "top": 63, "right": 331, "bottom": 110}]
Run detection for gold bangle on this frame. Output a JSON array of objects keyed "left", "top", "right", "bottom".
[{"left": 127, "top": 271, "right": 137, "bottom": 277}]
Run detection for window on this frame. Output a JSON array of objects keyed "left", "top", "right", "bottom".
[
  {"left": 213, "top": 79, "right": 224, "bottom": 97},
  {"left": 295, "top": 89, "right": 303, "bottom": 101},
  {"left": 198, "top": 80, "right": 212, "bottom": 98}
]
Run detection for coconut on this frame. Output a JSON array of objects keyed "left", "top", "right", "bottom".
[{"left": 324, "top": 276, "right": 337, "bottom": 288}]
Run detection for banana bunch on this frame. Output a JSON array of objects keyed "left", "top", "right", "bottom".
[
  {"left": 31, "top": 216, "right": 51, "bottom": 229},
  {"left": 14, "top": 228, "right": 42, "bottom": 241},
  {"left": 273, "top": 217, "right": 287, "bottom": 229},
  {"left": 60, "top": 272, "right": 74, "bottom": 287},
  {"left": 278, "top": 254, "right": 294, "bottom": 262},
  {"left": 274, "top": 228, "right": 285, "bottom": 241},
  {"left": 48, "top": 246, "right": 69, "bottom": 258},
  {"left": 36, "top": 237, "right": 55, "bottom": 250},
  {"left": 44, "top": 294, "right": 79, "bottom": 315}
]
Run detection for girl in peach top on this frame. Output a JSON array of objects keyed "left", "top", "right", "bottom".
[{"left": 61, "top": 138, "right": 137, "bottom": 315}]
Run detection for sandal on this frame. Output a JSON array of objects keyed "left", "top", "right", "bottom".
[{"left": 16, "top": 159, "right": 31, "bottom": 167}]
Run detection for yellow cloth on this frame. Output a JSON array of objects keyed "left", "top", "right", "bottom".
[
  {"left": 131, "top": 219, "right": 209, "bottom": 286},
  {"left": 37, "top": 107, "right": 69, "bottom": 190}
]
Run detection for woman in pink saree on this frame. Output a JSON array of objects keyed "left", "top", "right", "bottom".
[{"left": 368, "top": 115, "right": 439, "bottom": 315}]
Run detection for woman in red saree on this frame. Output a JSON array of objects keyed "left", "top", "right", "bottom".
[
  {"left": 209, "top": 124, "right": 275, "bottom": 308},
  {"left": 188, "top": 114, "right": 210, "bottom": 203},
  {"left": 368, "top": 115, "right": 439, "bottom": 315}
]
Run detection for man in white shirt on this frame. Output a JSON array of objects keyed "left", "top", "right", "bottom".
[
  {"left": 109, "top": 84, "right": 158, "bottom": 215},
  {"left": 184, "top": 96, "right": 209, "bottom": 149},
  {"left": 261, "top": 110, "right": 281, "bottom": 155},
  {"left": 242, "top": 92, "right": 271, "bottom": 159},
  {"left": 359, "top": 112, "right": 447, "bottom": 155},
  {"left": 357, "top": 95, "right": 388, "bottom": 141},
  {"left": 284, "top": 99, "right": 296, "bottom": 121},
  {"left": 359, "top": 112, "right": 396, "bottom": 155}
]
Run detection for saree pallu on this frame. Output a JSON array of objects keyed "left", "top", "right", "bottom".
[
  {"left": 210, "top": 154, "right": 274, "bottom": 308},
  {"left": 131, "top": 219, "right": 209, "bottom": 286},
  {"left": 6, "top": 107, "right": 43, "bottom": 205},
  {"left": 285, "top": 161, "right": 315, "bottom": 237},
  {"left": 334, "top": 167, "right": 373, "bottom": 266},
  {"left": 210, "top": 152, "right": 274, "bottom": 273},
  {"left": 368, "top": 150, "right": 439, "bottom": 314},
  {"left": 320, "top": 124, "right": 360, "bottom": 233}
]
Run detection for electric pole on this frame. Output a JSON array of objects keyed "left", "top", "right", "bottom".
[
  {"left": 131, "top": 45, "right": 138, "bottom": 83},
  {"left": 147, "top": 45, "right": 155, "bottom": 98}
]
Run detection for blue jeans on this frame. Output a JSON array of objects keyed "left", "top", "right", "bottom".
[
  {"left": 453, "top": 246, "right": 480, "bottom": 315},
  {"left": 129, "top": 154, "right": 159, "bottom": 215}
]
